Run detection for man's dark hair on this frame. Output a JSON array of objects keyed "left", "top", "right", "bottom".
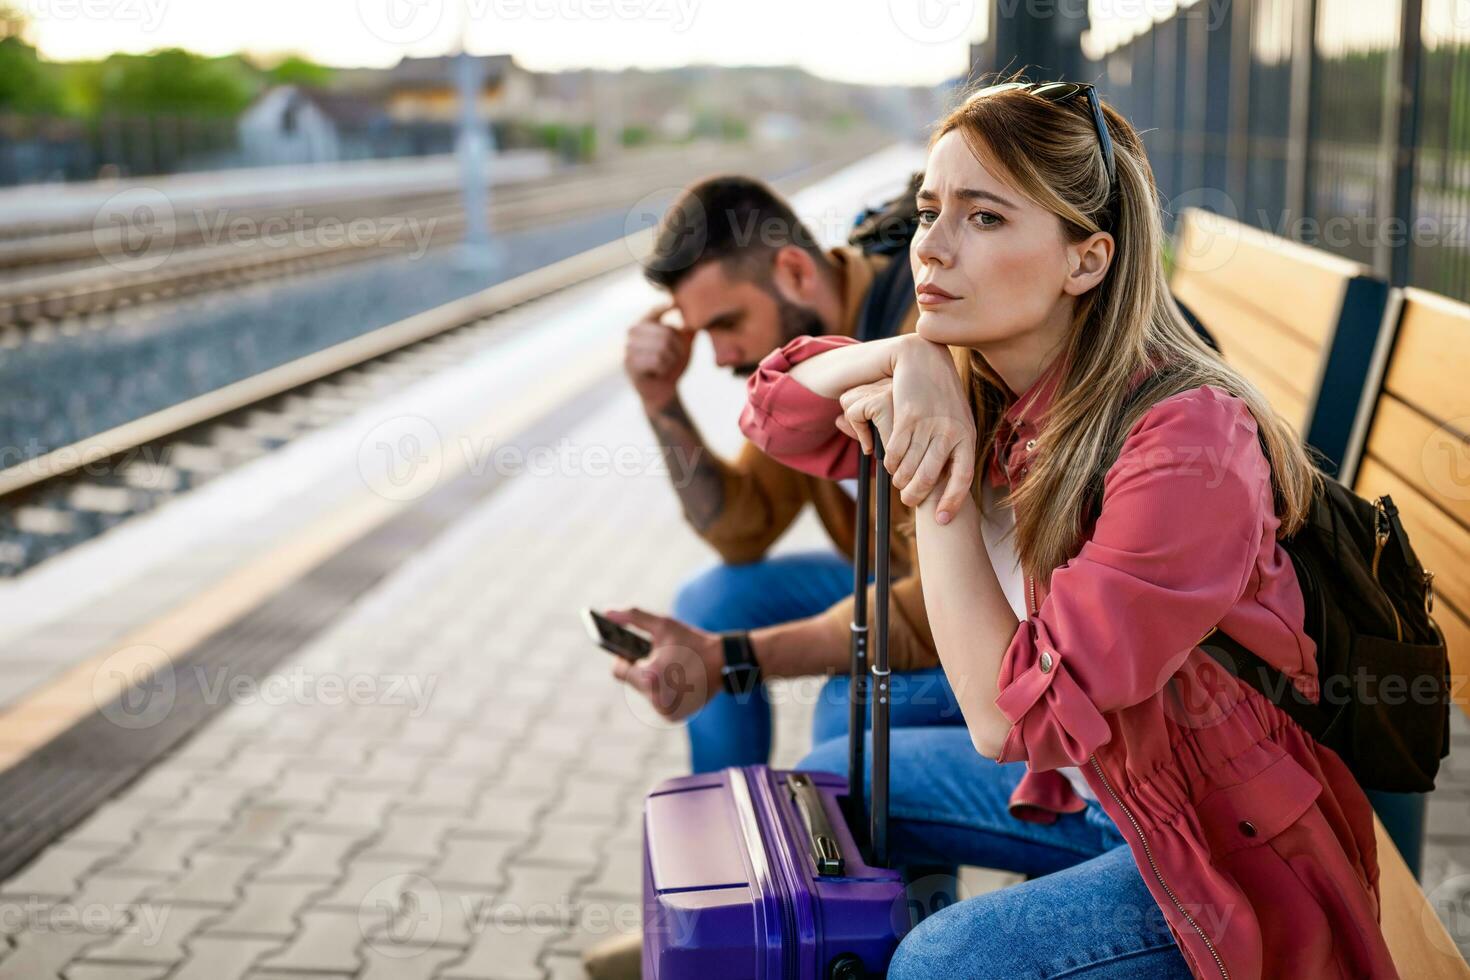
[{"left": 643, "top": 175, "right": 830, "bottom": 291}]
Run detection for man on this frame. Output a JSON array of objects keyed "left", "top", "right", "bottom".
[
  {"left": 619, "top": 175, "right": 962, "bottom": 767},
  {"left": 582, "top": 175, "right": 962, "bottom": 979}
]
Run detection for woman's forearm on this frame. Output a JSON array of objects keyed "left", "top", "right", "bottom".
[
  {"left": 912, "top": 495, "right": 1017, "bottom": 755},
  {"left": 787, "top": 334, "right": 907, "bottom": 398}
]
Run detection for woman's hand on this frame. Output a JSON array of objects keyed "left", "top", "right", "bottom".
[
  {"left": 603, "top": 608, "right": 723, "bottom": 721},
  {"left": 835, "top": 378, "right": 896, "bottom": 455},
  {"left": 888, "top": 336, "right": 977, "bottom": 523}
]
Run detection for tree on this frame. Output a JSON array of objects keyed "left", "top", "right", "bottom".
[
  {"left": 0, "top": 4, "right": 63, "bottom": 113},
  {"left": 95, "top": 48, "right": 255, "bottom": 116}
]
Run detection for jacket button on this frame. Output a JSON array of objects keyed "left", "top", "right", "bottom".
[
  {"left": 1039, "top": 651, "right": 1054, "bottom": 673},
  {"left": 1025, "top": 438, "right": 1037, "bottom": 451},
  {"left": 1239, "top": 820, "right": 1257, "bottom": 838}
]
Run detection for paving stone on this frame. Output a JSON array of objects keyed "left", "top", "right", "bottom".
[
  {"left": 544, "top": 952, "right": 593, "bottom": 980},
  {"left": 581, "top": 845, "right": 643, "bottom": 901},
  {"left": 64, "top": 964, "right": 169, "bottom": 980},
  {"left": 441, "top": 922, "right": 559, "bottom": 980},
  {"left": 104, "top": 827, "right": 219, "bottom": 879},
  {"left": 256, "top": 910, "right": 363, "bottom": 974},
  {"left": 158, "top": 778, "right": 262, "bottom": 827},
  {"left": 207, "top": 807, "right": 312, "bottom": 855},
  {"left": 311, "top": 857, "right": 428, "bottom": 912},
  {"left": 461, "top": 794, "right": 544, "bottom": 840},
  {"left": 256, "top": 829, "right": 368, "bottom": 882},
  {"left": 168, "top": 935, "right": 283, "bottom": 980},
  {"left": 78, "top": 905, "right": 218, "bottom": 966},
  {"left": 122, "top": 768, "right": 199, "bottom": 806},
  {"left": 314, "top": 789, "right": 398, "bottom": 833},
  {"left": 492, "top": 866, "right": 585, "bottom": 928},
  {"left": 359, "top": 944, "right": 464, "bottom": 980},
  {"left": 257, "top": 770, "right": 339, "bottom": 811},
  {"left": 360, "top": 813, "right": 459, "bottom": 861},
  {"left": 423, "top": 839, "right": 515, "bottom": 891},
  {"left": 519, "top": 822, "right": 606, "bottom": 871},
  {"left": 204, "top": 882, "right": 326, "bottom": 939},
  {"left": 397, "top": 771, "right": 483, "bottom": 816},
  {"left": 145, "top": 852, "right": 265, "bottom": 906},
  {"left": 0, "top": 932, "right": 105, "bottom": 980},
  {"left": 547, "top": 780, "right": 633, "bottom": 825},
  {"left": 0, "top": 845, "right": 114, "bottom": 899},
  {"left": 57, "top": 802, "right": 157, "bottom": 852}
]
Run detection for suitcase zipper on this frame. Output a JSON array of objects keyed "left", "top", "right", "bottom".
[{"left": 1026, "top": 575, "right": 1229, "bottom": 980}]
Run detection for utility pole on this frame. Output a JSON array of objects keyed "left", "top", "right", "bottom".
[{"left": 454, "top": 0, "right": 501, "bottom": 271}]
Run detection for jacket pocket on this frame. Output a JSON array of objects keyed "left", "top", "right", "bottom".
[{"left": 1195, "top": 752, "right": 1324, "bottom": 856}]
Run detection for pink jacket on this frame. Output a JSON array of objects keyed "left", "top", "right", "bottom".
[{"left": 740, "top": 335, "right": 1398, "bottom": 980}]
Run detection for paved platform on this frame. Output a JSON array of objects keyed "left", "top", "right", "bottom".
[{"left": 0, "top": 143, "right": 1465, "bottom": 978}]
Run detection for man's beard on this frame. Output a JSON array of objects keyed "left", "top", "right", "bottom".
[{"left": 731, "top": 290, "right": 827, "bottom": 377}]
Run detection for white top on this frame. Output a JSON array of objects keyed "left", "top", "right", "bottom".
[{"left": 979, "top": 482, "right": 1097, "bottom": 803}]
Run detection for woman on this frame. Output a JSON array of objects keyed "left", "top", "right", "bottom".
[
  {"left": 738, "top": 82, "right": 1397, "bottom": 977},
  {"left": 614, "top": 79, "right": 1398, "bottom": 977}
]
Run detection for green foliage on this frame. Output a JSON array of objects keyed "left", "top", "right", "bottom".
[
  {"left": 265, "top": 55, "right": 333, "bottom": 88},
  {"left": 0, "top": 35, "right": 63, "bottom": 113},
  {"left": 93, "top": 49, "right": 257, "bottom": 116}
]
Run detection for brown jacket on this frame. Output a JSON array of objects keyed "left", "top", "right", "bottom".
[{"left": 693, "top": 245, "right": 937, "bottom": 672}]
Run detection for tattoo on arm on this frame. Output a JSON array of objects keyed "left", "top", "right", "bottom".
[{"left": 648, "top": 399, "right": 725, "bottom": 532}]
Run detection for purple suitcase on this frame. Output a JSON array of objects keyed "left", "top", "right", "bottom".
[{"left": 642, "top": 434, "right": 909, "bottom": 979}]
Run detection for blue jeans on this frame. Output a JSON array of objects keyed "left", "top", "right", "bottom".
[
  {"left": 801, "top": 728, "right": 1193, "bottom": 978},
  {"left": 675, "top": 552, "right": 965, "bottom": 773}
]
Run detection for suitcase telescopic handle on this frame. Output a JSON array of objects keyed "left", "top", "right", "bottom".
[{"left": 847, "top": 423, "right": 891, "bottom": 868}]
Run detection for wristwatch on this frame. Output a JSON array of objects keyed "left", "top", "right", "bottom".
[{"left": 719, "top": 631, "right": 762, "bottom": 698}]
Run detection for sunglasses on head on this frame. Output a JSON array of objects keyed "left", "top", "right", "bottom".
[{"left": 970, "top": 81, "right": 1118, "bottom": 228}]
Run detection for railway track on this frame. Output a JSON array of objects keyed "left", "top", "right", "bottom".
[
  {"left": 0, "top": 145, "right": 872, "bottom": 577},
  {"left": 0, "top": 140, "right": 852, "bottom": 330}
]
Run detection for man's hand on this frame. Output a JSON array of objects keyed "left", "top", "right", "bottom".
[
  {"left": 624, "top": 304, "right": 695, "bottom": 412},
  {"left": 603, "top": 608, "right": 723, "bottom": 721}
]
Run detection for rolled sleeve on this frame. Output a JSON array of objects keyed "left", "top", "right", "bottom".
[
  {"left": 740, "top": 335, "right": 863, "bottom": 480},
  {"left": 992, "top": 386, "right": 1272, "bottom": 770}
]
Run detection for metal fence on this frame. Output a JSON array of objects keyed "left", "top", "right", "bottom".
[{"left": 1053, "top": 0, "right": 1470, "bottom": 303}]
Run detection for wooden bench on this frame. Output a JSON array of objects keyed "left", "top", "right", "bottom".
[
  {"left": 1346, "top": 287, "right": 1470, "bottom": 973},
  {"left": 1170, "top": 215, "right": 1469, "bottom": 974},
  {"left": 1170, "top": 207, "right": 1391, "bottom": 476}
]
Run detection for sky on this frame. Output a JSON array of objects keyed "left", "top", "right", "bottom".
[
  {"left": 20, "top": 0, "right": 994, "bottom": 86},
  {"left": 25, "top": 0, "right": 1373, "bottom": 86}
]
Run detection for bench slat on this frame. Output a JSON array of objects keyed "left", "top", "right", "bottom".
[
  {"left": 1174, "top": 209, "right": 1360, "bottom": 348},
  {"left": 1382, "top": 288, "right": 1470, "bottom": 424},
  {"left": 1364, "top": 396, "right": 1470, "bottom": 531}
]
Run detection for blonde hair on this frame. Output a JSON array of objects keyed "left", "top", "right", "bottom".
[{"left": 930, "top": 76, "right": 1322, "bottom": 587}]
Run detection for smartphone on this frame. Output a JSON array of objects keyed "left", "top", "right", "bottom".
[{"left": 581, "top": 608, "right": 653, "bottom": 662}]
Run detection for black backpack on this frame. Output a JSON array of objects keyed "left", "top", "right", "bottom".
[
  {"left": 1106, "top": 369, "right": 1450, "bottom": 793},
  {"left": 848, "top": 172, "right": 1224, "bottom": 353}
]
